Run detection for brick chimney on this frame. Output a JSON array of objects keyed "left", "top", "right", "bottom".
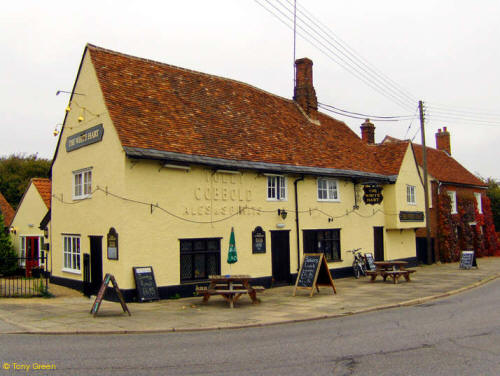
[
  {"left": 294, "top": 58, "right": 317, "bottom": 120},
  {"left": 361, "top": 118, "right": 375, "bottom": 144},
  {"left": 435, "top": 127, "right": 451, "bottom": 155}
]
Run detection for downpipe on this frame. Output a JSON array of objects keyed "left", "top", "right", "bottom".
[{"left": 294, "top": 176, "right": 304, "bottom": 272}]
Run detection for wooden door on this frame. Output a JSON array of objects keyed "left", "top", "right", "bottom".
[
  {"left": 374, "top": 227, "right": 384, "bottom": 261},
  {"left": 271, "top": 230, "right": 290, "bottom": 285},
  {"left": 25, "top": 237, "right": 39, "bottom": 277}
]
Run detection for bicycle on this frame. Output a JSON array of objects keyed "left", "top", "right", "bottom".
[{"left": 346, "top": 248, "right": 367, "bottom": 279}]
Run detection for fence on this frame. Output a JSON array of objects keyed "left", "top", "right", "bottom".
[{"left": 0, "top": 256, "right": 49, "bottom": 297}]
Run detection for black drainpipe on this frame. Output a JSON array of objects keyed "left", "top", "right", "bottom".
[{"left": 294, "top": 176, "right": 305, "bottom": 271}]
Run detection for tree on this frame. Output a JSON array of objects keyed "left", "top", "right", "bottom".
[
  {"left": 486, "top": 178, "right": 500, "bottom": 231},
  {"left": 0, "top": 154, "right": 51, "bottom": 210},
  {"left": 0, "top": 212, "right": 17, "bottom": 275}
]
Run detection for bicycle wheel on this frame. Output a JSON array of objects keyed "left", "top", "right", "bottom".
[{"left": 353, "top": 265, "right": 361, "bottom": 279}]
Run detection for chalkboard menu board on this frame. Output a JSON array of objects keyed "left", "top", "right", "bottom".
[
  {"left": 297, "top": 254, "right": 321, "bottom": 288},
  {"left": 133, "top": 266, "right": 159, "bottom": 302},
  {"left": 459, "top": 251, "right": 477, "bottom": 269},
  {"left": 252, "top": 226, "right": 266, "bottom": 254},
  {"left": 365, "top": 253, "right": 376, "bottom": 271},
  {"left": 294, "top": 253, "right": 336, "bottom": 297}
]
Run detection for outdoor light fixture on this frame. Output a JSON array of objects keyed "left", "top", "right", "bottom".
[
  {"left": 278, "top": 209, "right": 288, "bottom": 220},
  {"left": 163, "top": 163, "right": 191, "bottom": 171},
  {"left": 77, "top": 108, "right": 84, "bottom": 122},
  {"left": 215, "top": 169, "right": 241, "bottom": 175},
  {"left": 9, "top": 227, "right": 16, "bottom": 234}
]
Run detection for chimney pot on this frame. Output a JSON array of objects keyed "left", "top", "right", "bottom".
[
  {"left": 361, "top": 118, "right": 375, "bottom": 144},
  {"left": 435, "top": 127, "right": 451, "bottom": 155},
  {"left": 294, "top": 58, "right": 318, "bottom": 120}
]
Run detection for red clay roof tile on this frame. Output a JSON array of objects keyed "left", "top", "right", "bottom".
[
  {"left": 87, "top": 44, "right": 388, "bottom": 176},
  {"left": 0, "top": 192, "right": 15, "bottom": 228},
  {"left": 32, "top": 178, "right": 51, "bottom": 209}
]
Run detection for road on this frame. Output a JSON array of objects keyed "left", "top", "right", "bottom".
[{"left": 1, "top": 279, "right": 499, "bottom": 376}]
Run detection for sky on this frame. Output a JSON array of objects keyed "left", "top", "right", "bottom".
[{"left": 1, "top": 0, "right": 499, "bottom": 180}]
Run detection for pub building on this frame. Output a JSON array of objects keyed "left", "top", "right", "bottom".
[{"left": 48, "top": 45, "right": 425, "bottom": 300}]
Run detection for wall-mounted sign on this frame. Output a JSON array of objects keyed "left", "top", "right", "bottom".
[
  {"left": 107, "top": 227, "right": 118, "bottom": 260},
  {"left": 399, "top": 211, "right": 424, "bottom": 222},
  {"left": 252, "top": 226, "right": 266, "bottom": 254},
  {"left": 363, "top": 184, "right": 383, "bottom": 205},
  {"left": 66, "top": 124, "right": 104, "bottom": 152}
]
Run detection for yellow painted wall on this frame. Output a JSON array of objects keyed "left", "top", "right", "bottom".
[
  {"left": 10, "top": 183, "right": 48, "bottom": 265},
  {"left": 384, "top": 145, "right": 426, "bottom": 229},
  {"left": 51, "top": 50, "right": 128, "bottom": 282},
  {"left": 50, "top": 50, "right": 425, "bottom": 292}
]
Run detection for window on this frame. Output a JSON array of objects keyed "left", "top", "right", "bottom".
[
  {"left": 406, "top": 185, "right": 416, "bottom": 205},
  {"left": 19, "top": 237, "right": 26, "bottom": 267},
  {"left": 267, "top": 175, "right": 287, "bottom": 201},
  {"left": 474, "top": 192, "right": 483, "bottom": 214},
  {"left": 63, "top": 235, "right": 81, "bottom": 273},
  {"left": 73, "top": 168, "right": 92, "bottom": 200},
  {"left": 447, "top": 191, "right": 457, "bottom": 214},
  {"left": 318, "top": 178, "right": 340, "bottom": 201},
  {"left": 180, "top": 238, "right": 221, "bottom": 282},
  {"left": 303, "top": 229, "right": 341, "bottom": 262}
]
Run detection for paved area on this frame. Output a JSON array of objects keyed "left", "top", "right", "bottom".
[{"left": 0, "top": 257, "right": 499, "bottom": 334}]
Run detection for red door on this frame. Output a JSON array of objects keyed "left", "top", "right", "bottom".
[{"left": 25, "top": 237, "right": 39, "bottom": 277}]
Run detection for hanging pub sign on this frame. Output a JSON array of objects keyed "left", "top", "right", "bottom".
[
  {"left": 362, "top": 183, "right": 383, "bottom": 205},
  {"left": 252, "top": 226, "right": 266, "bottom": 254},
  {"left": 107, "top": 227, "right": 119, "bottom": 260},
  {"left": 66, "top": 124, "right": 104, "bottom": 152}
]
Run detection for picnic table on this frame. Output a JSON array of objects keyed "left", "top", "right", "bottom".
[
  {"left": 366, "top": 261, "right": 416, "bottom": 284},
  {"left": 195, "top": 275, "right": 265, "bottom": 308}
]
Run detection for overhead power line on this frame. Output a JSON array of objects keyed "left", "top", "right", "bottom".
[{"left": 254, "top": 0, "right": 417, "bottom": 111}]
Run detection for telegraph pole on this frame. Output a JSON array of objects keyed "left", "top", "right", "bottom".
[{"left": 419, "top": 100, "right": 433, "bottom": 264}]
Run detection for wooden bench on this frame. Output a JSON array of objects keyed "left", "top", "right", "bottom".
[
  {"left": 196, "top": 284, "right": 265, "bottom": 307},
  {"left": 366, "top": 269, "right": 416, "bottom": 283},
  {"left": 381, "top": 269, "right": 416, "bottom": 284}
]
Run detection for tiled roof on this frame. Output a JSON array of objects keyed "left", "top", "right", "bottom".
[
  {"left": 371, "top": 141, "right": 411, "bottom": 176},
  {"left": 381, "top": 136, "right": 486, "bottom": 187},
  {"left": 87, "top": 44, "right": 388, "bottom": 177},
  {"left": 32, "top": 178, "right": 51, "bottom": 209},
  {"left": 411, "top": 144, "right": 486, "bottom": 187},
  {"left": 0, "top": 192, "right": 15, "bottom": 228}
]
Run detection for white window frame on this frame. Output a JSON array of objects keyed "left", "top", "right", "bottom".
[
  {"left": 406, "top": 185, "right": 416, "bottom": 205},
  {"left": 19, "top": 237, "right": 26, "bottom": 267},
  {"left": 267, "top": 175, "right": 288, "bottom": 201},
  {"left": 317, "top": 178, "right": 340, "bottom": 202},
  {"left": 447, "top": 191, "right": 457, "bottom": 214},
  {"left": 474, "top": 192, "right": 483, "bottom": 214},
  {"left": 72, "top": 168, "right": 92, "bottom": 200},
  {"left": 62, "top": 235, "right": 81, "bottom": 274}
]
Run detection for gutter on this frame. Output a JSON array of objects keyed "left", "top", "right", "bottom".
[{"left": 294, "top": 176, "right": 304, "bottom": 272}]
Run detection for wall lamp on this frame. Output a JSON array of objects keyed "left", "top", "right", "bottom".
[
  {"left": 9, "top": 226, "right": 17, "bottom": 234},
  {"left": 277, "top": 209, "right": 288, "bottom": 220}
]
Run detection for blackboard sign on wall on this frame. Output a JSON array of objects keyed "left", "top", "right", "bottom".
[
  {"left": 459, "top": 251, "right": 478, "bottom": 269},
  {"left": 293, "top": 253, "right": 336, "bottom": 297},
  {"left": 133, "top": 266, "right": 160, "bottom": 302},
  {"left": 252, "top": 226, "right": 266, "bottom": 254}
]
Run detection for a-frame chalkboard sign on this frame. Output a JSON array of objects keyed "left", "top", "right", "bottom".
[
  {"left": 293, "top": 253, "right": 336, "bottom": 297},
  {"left": 459, "top": 250, "right": 478, "bottom": 270},
  {"left": 90, "top": 273, "right": 131, "bottom": 317}
]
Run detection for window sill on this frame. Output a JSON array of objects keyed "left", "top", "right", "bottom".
[
  {"left": 267, "top": 198, "right": 288, "bottom": 202},
  {"left": 62, "top": 268, "right": 81, "bottom": 275},
  {"left": 72, "top": 195, "right": 92, "bottom": 201},
  {"left": 318, "top": 199, "right": 341, "bottom": 203}
]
